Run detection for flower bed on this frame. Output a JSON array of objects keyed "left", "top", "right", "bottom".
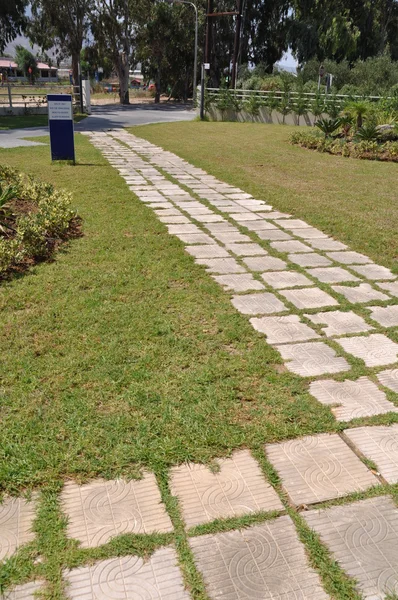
[{"left": 0, "top": 164, "right": 80, "bottom": 277}]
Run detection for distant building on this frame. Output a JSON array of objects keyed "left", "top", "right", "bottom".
[{"left": 0, "top": 58, "right": 58, "bottom": 82}]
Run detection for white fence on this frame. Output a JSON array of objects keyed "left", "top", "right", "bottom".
[{"left": 0, "top": 83, "right": 90, "bottom": 115}]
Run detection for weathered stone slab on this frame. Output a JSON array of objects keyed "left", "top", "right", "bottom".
[
  {"left": 1, "top": 582, "right": 43, "bottom": 600},
  {"left": 378, "top": 368, "right": 398, "bottom": 393},
  {"left": 212, "top": 232, "right": 251, "bottom": 243},
  {"left": 167, "top": 224, "right": 202, "bottom": 235},
  {"left": 266, "top": 433, "right": 378, "bottom": 505},
  {"left": 331, "top": 283, "right": 389, "bottom": 303},
  {"left": 0, "top": 497, "right": 37, "bottom": 561},
  {"left": 270, "top": 240, "right": 313, "bottom": 253},
  {"left": 378, "top": 281, "right": 398, "bottom": 298},
  {"left": 243, "top": 256, "right": 287, "bottom": 272},
  {"left": 306, "top": 267, "right": 359, "bottom": 284},
  {"left": 61, "top": 477, "right": 173, "bottom": 548},
  {"left": 213, "top": 274, "right": 264, "bottom": 292},
  {"left": 307, "top": 238, "right": 348, "bottom": 251},
  {"left": 196, "top": 258, "right": 246, "bottom": 274},
  {"left": 256, "top": 229, "right": 293, "bottom": 241},
  {"left": 274, "top": 219, "right": 310, "bottom": 229},
  {"left": 306, "top": 310, "right": 372, "bottom": 337},
  {"left": 289, "top": 253, "right": 333, "bottom": 268},
  {"left": 310, "top": 377, "right": 398, "bottom": 422},
  {"left": 234, "top": 214, "right": 264, "bottom": 222},
  {"left": 190, "top": 516, "right": 329, "bottom": 600},
  {"left": 243, "top": 221, "right": 279, "bottom": 231},
  {"left": 170, "top": 451, "right": 283, "bottom": 527},
  {"left": 291, "top": 227, "right": 328, "bottom": 239},
  {"left": 326, "top": 251, "right": 372, "bottom": 265},
  {"left": 337, "top": 334, "right": 398, "bottom": 367},
  {"left": 275, "top": 342, "right": 349, "bottom": 376},
  {"left": 261, "top": 271, "right": 314, "bottom": 289},
  {"left": 174, "top": 233, "right": 215, "bottom": 245},
  {"left": 65, "top": 548, "right": 190, "bottom": 600},
  {"left": 368, "top": 305, "right": 398, "bottom": 327},
  {"left": 250, "top": 315, "right": 320, "bottom": 344},
  {"left": 186, "top": 245, "right": 229, "bottom": 259},
  {"left": 351, "top": 264, "right": 396, "bottom": 280},
  {"left": 280, "top": 288, "right": 339, "bottom": 309},
  {"left": 226, "top": 243, "right": 267, "bottom": 256},
  {"left": 303, "top": 496, "right": 398, "bottom": 598},
  {"left": 345, "top": 425, "right": 398, "bottom": 483},
  {"left": 231, "top": 292, "right": 286, "bottom": 315}
]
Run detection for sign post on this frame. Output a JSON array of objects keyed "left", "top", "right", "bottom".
[{"left": 47, "top": 94, "right": 75, "bottom": 163}]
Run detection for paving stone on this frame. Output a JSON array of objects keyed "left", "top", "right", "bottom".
[
  {"left": 61, "top": 477, "right": 173, "bottom": 548},
  {"left": 326, "top": 251, "right": 372, "bottom": 265},
  {"left": 266, "top": 433, "right": 378, "bottom": 505},
  {"left": 306, "top": 310, "right": 373, "bottom": 337},
  {"left": 307, "top": 238, "right": 348, "bottom": 251},
  {"left": 189, "top": 516, "right": 329, "bottom": 600},
  {"left": 276, "top": 341, "right": 349, "bottom": 376},
  {"left": 0, "top": 497, "right": 37, "bottom": 561},
  {"left": 306, "top": 267, "right": 360, "bottom": 284},
  {"left": 196, "top": 258, "right": 246, "bottom": 274},
  {"left": 153, "top": 208, "right": 182, "bottom": 216},
  {"left": 1, "top": 582, "right": 43, "bottom": 600},
  {"left": 170, "top": 451, "right": 282, "bottom": 527},
  {"left": 193, "top": 214, "right": 225, "bottom": 223},
  {"left": 270, "top": 240, "right": 313, "bottom": 253},
  {"left": 167, "top": 224, "right": 202, "bottom": 235},
  {"left": 350, "top": 264, "right": 396, "bottom": 280},
  {"left": 274, "top": 219, "right": 310, "bottom": 229},
  {"left": 310, "top": 377, "right": 398, "bottom": 422},
  {"left": 331, "top": 283, "right": 389, "bottom": 303},
  {"left": 256, "top": 229, "right": 293, "bottom": 241},
  {"left": 291, "top": 227, "right": 328, "bottom": 239},
  {"left": 250, "top": 315, "right": 320, "bottom": 344},
  {"left": 345, "top": 425, "right": 398, "bottom": 483},
  {"left": 243, "top": 256, "right": 287, "bottom": 272},
  {"left": 280, "top": 287, "right": 339, "bottom": 309},
  {"left": 368, "top": 304, "right": 398, "bottom": 327},
  {"left": 243, "top": 221, "right": 279, "bottom": 231},
  {"left": 337, "top": 333, "right": 398, "bottom": 367},
  {"left": 378, "top": 281, "right": 398, "bottom": 297},
  {"left": 186, "top": 245, "right": 229, "bottom": 259},
  {"left": 378, "top": 368, "right": 398, "bottom": 393},
  {"left": 234, "top": 213, "right": 264, "bottom": 222},
  {"left": 212, "top": 274, "right": 265, "bottom": 292},
  {"left": 226, "top": 243, "right": 268, "bottom": 256},
  {"left": 225, "top": 192, "right": 253, "bottom": 200},
  {"left": 174, "top": 233, "right": 215, "bottom": 245},
  {"left": 206, "top": 222, "right": 238, "bottom": 233},
  {"left": 303, "top": 496, "right": 398, "bottom": 598},
  {"left": 261, "top": 271, "right": 314, "bottom": 289},
  {"left": 263, "top": 211, "right": 292, "bottom": 219},
  {"left": 288, "top": 253, "right": 333, "bottom": 268},
  {"left": 64, "top": 547, "right": 190, "bottom": 600},
  {"left": 231, "top": 292, "right": 287, "bottom": 315},
  {"left": 212, "top": 232, "right": 251, "bottom": 243}
]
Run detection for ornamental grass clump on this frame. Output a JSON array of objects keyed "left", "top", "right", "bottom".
[{"left": 0, "top": 164, "right": 79, "bottom": 277}]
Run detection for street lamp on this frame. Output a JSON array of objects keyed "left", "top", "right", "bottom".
[{"left": 165, "top": 0, "right": 198, "bottom": 103}]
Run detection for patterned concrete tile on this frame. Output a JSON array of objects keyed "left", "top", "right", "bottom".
[
  {"left": 306, "top": 267, "right": 359, "bottom": 284},
  {"left": 337, "top": 334, "right": 398, "bottom": 367},
  {"left": 231, "top": 292, "right": 287, "bottom": 315},
  {"left": 274, "top": 219, "right": 310, "bottom": 229},
  {"left": 226, "top": 243, "right": 268, "bottom": 256},
  {"left": 235, "top": 214, "right": 264, "bottom": 222},
  {"left": 167, "top": 224, "right": 202, "bottom": 235},
  {"left": 326, "top": 251, "right": 372, "bottom": 265},
  {"left": 212, "top": 274, "right": 265, "bottom": 292},
  {"left": 194, "top": 214, "right": 225, "bottom": 223},
  {"left": 307, "top": 238, "right": 348, "bottom": 251},
  {"left": 174, "top": 233, "right": 215, "bottom": 245},
  {"left": 170, "top": 451, "right": 283, "bottom": 527},
  {"left": 243, "top": 256, "right": 287, "bottom": 272},
  {"left": 306, "top": 310, "right": 373, "bottom": 337},
  {"left": 0, "top": 497, "right": 37, "bottom": 561},
  {"left": 331, "top": 283, "right": 389, "bottom": 303},
  {"left": 378, "top": 368, "right": 398, "bottom": 393},
  {"left": 256, "top": 229, "right": 293, "bottom": 241},
  {"left": 309, "top": 377, "right": 398, "bottom": 422},
  {"left": 189, "top": 516, "right": 329, "bottom": 600},
  {"left": 65, "top": 548, "right": 190, "bottom": 600},
  {"left": 266, "top": 433, "right": 378, "bottom": 505},
  {"left": 263, "top": 211, "right": 292, "bottom": 219},
  {"left": 1, "top": 582, "right": 43, "bottom": 600},
  {"left": 61, "top": 477, "right": 173, "bottom": 548},
  {"left": 212, "top": 232, "right": 252, "bottom": 244},
  {"left": 368, "top": 305, "right": 398, "bottom": 327},
  {"left": 186, "top": 245, "right": 229, "bottom": 259},
  {"left": 345, "top": 425, "right": 398, "bottom": 483},
  {"left": 261, "top": 271, "right": 314, "bottom": 289},
  {"left": 275, "top": 342, "right": 349, "bottom": 376},
  {"left": 270, "top": 240, "right": 313, "bottom": 253},
  {"left": 303, "top": 496, "right": 398, "bottom": 598},
  {"left": 243, "top": 221, "right": 279, "bottom": 231},
  {"left": 225, "top": 192, "right": 253, "bottom": 200},
  {"left": 279, "top": 288, "right": 339, "bottom": 309},
  {"left": 378, "top": 281, "right": 398, "bottom": 297},
  {"left": 154, "top": 208, "right": 182, "bottom": 216},
  {"left": 288, "top": 253, "right": 332, "bottom": 268},
  {"left": 196, "top": 258, "right": 246, "bottom": 274},
  {"left": 291, "top": 228, "right": 328, "bottom": 239},
  {"left": 350, "top": 264, "right": 396, "bottom": 280},
  {"left": 250, "top": 315, "right": 320, "bottom": 344}
]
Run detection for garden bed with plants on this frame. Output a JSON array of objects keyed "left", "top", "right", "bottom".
[
  {"left": 290, "top": 101, "right": 398, "bottom": 162},
  {"left": 0, "top": 164, "right": 80, "bottom": 277}
]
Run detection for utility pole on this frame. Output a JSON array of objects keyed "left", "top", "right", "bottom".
[
  {"left": 231, "top": 0, "right": 243, "bottom": 89},
  {"left": 205, "top": 0, "right": 213, "bottom": 64}
]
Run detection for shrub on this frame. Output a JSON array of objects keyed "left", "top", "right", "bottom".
[
  {"left": 315, "top": 117, "right": 342, "bottom": 137},
  {"left": 355, "top": 122, "right": 380, "bottom": 142}
]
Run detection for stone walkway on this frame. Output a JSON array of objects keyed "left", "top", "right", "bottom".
[{"left": 1, "top": 129, "right": 398, "bottom": 599}]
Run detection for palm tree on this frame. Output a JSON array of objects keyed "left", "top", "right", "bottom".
[{"left": 344, "top": 101, "right": 370, "bottom": 130}]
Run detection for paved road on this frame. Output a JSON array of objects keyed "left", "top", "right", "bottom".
[{"left": 0, "top": 103, "right": 195, "bottom": 148}]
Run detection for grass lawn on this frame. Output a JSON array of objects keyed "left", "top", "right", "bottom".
[
  {"left": 0, "top": 130, "right": 396, "bottom": 599},
  {"left": 0, "top": 114, "right": 87, "bottom": 130},
  {"left": 132, "top": 122, "right": 398, "bottom": 271}
]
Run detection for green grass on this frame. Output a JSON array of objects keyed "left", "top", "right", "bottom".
[
  {"left": 131, "top": 121, "right": 398, "bottom": 270},
  {"left": 0, "top": 114, "right": 86, "bottom": 130}
]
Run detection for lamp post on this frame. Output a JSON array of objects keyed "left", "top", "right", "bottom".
[{"left": 166, "top": 0, "right": 198, "bottom": 103}]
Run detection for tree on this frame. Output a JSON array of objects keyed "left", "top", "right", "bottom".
[
  {"left": 15, "top": 45, "right": 38, "bottom": 82},
  {"left": 0, "top": 0, "right": 28, "bottom": 53}
]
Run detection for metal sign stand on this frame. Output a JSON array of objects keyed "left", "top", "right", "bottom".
[{"left": 47, "top": 94, "right": 75, "bottom": 164}]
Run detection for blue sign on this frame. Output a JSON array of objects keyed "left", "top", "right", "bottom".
[{"left": 47, "top": 94, "right": 75, "bottom": 162}]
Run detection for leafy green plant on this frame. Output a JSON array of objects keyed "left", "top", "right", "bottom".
[
  {"left": 355, "top": 122, "right": 380, "bottom": 142},
  {"left": 344, "top": 100, "right": 371, "bottom": 129},
  {"left": 244, "top": 93, "right": 262, "bottom": 120},
  {"left": 0, "top": 181, "right": 18, "bottom": 233},
  {"left": 339, "top": 113, "right": 354, "bottom": 139},
  {"left": 278, "top": 94, "right": 292, "bottom": 125},
  {"left": 315, "top": 117, "right": 342, "bottom": 137},
  {"left": 325, "top": 95, "right": 341, "bottom": 118},
  {"left": 293, "top": 93, "right": 308, "bottom": 126},
  {"left": 311, "top": 93, "right": 325, "bottom": 124}
]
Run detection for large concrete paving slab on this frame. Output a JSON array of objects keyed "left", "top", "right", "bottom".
[
  {"left": 279, "top": 288, "right": 339, "bottom": 310},
  {"left": 231, "top": 293, "right": 286, "bottom": 315},
  {"left": 337, "top": 333, "right": 398, "bottom": 367},
  {"left": 368, "top": 305, "right": 398, "bottom": 327},
  {"left": 243, "top": 256, "right": 287, "bottom": 272},
  {"left": 212, "top": 274, "right": 265, "bottom": 292},
  {"left": 378, "top": 368, "right": 398, "bottom": 393},
  {"left": 331, "top": 283, "right": 390, "bottom": 303},
  {"left": 288, "top": 253, "right": 332, "bottom": 268},
  {"left": 306, "top": 267, "right": 359, "bottom": 284},
  {"left": 350, "top": 264, "right": 396, "bottom": 280},
  {"left": 377, "top": 281, "right": 398, "bottom": 298},
  {"left": 306, "top": 310, "right": 373, "bottom": 337},
  {"left": 196, "top": 258, "right": 246, "bottom": 274},
  {"left": 345, "top": 425, "right": 398, "bottom": 483},
  {"left": 250, "top": 315, "right": 320, "bottom": 344},
  {"left": 0, "top": 497, "right": 37, "bottom": 561},
  {"left": 275, "top": 342, "right": 350, "bottom": 376},
  {"left": 186, "top": 245, "right": 229, "bottom": 259},
  {"left": 326, "top": 251, "right": 372, "bottom": 265},
  {"left": 261, "top": 271, "right": 314, "bottom": 289},
  {"left": 270, "top": 240, "right": 313, "bottom": 254},
  {"left": 226, "top": 243, "right": 268, "bottom": 257},
  {"left": 1, "top": 582, "right": 43, "bottom": 600}
]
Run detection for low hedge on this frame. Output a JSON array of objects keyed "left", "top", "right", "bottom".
[
  {"left": 0, "top": 164, "right": 79, "bottom": 277},
  {"left": 290, "top": 130, "right": 398, "bottom": 162}
]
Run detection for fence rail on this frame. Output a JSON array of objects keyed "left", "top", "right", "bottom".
[{"left": 0, "top": 84, "right": 76, "bottom": 109}]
